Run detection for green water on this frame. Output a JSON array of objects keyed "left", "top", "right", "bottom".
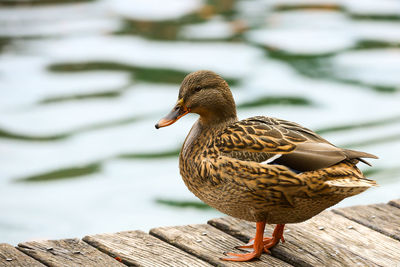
[{"left": 0, "top": 0, "right": 400, "bottom": 244}]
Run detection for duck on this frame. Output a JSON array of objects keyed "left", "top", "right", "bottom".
[{"left": 155, "top": 70, "right": 378, "bottom": 262}]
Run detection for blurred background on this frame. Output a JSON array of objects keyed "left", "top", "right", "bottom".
[{"left": 1, "top": 0, "right": 400, "bottom": 244}]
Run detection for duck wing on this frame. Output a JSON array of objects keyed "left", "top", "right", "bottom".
[{"left": 216, "top": 116, "right": 377, "bottom": 172}]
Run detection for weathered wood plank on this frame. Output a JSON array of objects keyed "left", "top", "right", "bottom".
[
  {"left": 333, "top": 203, "right": 400, "bottom": 241},
  {"left": 18, "top": 238, "right": 123, "bottom": 267},
  {"left": 83, "top": 230, "right": 212, "bottom": 267},
  {"left": 0, "top": 243, "right": 45, "bottom": 267},
  {"left": 150, "top": 223, "right": 292, "bottom": 267},
  {"left": 209, "top": 210, "right": 400, "bottom": 267},
  {"left": 389, "top": 199, "right": 400, "bottom": 209}
]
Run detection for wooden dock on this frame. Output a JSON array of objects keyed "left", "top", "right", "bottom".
[{"left": 1, "top": 200, "right": 400, "bottom": 267}]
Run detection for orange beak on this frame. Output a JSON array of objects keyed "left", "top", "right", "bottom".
[{"left": 155, "top": 99, "right": 190, "bottom": 129}]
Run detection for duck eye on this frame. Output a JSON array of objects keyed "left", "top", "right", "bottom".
[{"left": 194, "top": 86, "right": 202, "bottom": 92}]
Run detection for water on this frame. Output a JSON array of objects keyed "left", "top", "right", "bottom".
[{"left": 1, "top": 0, "right": 400, "bottom": 244}]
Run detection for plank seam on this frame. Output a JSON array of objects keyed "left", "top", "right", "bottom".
[
  {"left": 389, "top": 200, "right": 400, "bottom": 209},
  {"left": 0, "top": 244, "right": 46, "bottom": 267},
  {"left": 149, "top": 229, "right": 218, "bottom": 267},
  {"left": 16, "top": 245, "right": 51, "bottom": 267},
  {"left": 206, "top": 219, "right": 249, "bottom": 242},
  {"left": 81, "top": 237, "right": 131, "bottom": 266}
]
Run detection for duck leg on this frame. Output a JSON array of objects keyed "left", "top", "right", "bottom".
[
  {"left": 221, "top": 221, "right": 266, "bottom": 262},
  {"left": 235, "top": 224, "right": 285, "bottom": 253}
]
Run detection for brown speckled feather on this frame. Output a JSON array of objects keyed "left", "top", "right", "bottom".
[{"left": 216, "top": 116, "right": 377, "bottom": 172}]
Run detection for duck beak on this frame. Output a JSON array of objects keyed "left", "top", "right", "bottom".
[{"left": 155, "top": 99, "right": 190, "bottom": 129}]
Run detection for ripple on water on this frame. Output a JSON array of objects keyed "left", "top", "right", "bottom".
[
  {"left": 103, "top": 0, "right": 204, "bottom": 21},
  {"left": 27, "top": 35, "right": 264, "bottom": 77},
  {"left": 331, "top": 49, "right": 400, "bottom": 87},
  {"left": 0, "top": 2, "right": 120, "bottom": 38}
]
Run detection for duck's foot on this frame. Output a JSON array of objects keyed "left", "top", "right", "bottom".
[
  {"left": 235, "top": 224, "right": 286, "bottom": 253},
  {"left": 221, "top": 221, "right": 266, "bottom": 262},
  {"left": 221, "top": 251, "right": 261, "bottom": 262}
]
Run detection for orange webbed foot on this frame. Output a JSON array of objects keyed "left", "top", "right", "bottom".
[
  {"left": 220, "top": 251, "right": 261, "bottom": 262},
  {"left": 222, "top": 223, "right": 286, "bottom": 262},
  {"left": 263, "top": 224, "right": 285, "bottom": 252},
  {"left": 234, "top": 238, "right": 254, "bottom": 251}
]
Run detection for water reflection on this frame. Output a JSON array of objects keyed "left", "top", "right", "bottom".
[{"left": 0, "top": 0, "right": 399, "bottom": 244}]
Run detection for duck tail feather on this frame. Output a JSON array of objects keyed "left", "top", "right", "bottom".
[{"left": 343, "top": 149, "right": 378, "bottom": 160}]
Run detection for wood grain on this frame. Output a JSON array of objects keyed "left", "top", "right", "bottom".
[
  {"left": 83, "top": 230, "right": 211, "bottom": 267},
  {"left": 18, "top": 238, "right": 123, "bottom": 267},
  {"left": 209, "top": 211, "right": 400, "bottom": 267},
  {"left": 0, "top": 243, "right": 44, "bottom": 267},
  {"left": 150, "top": 223, "right": 292, "bottom": 267},
  {"left": 389, "top": 199, "right": 400, "bottom": 209},
  {"left": 333, "top": 203, "right": 400, "bottom": 241}
]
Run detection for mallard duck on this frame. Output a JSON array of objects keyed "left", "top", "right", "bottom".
[{"left": 155, "top": 70, "right": 377, "bottom": 262}]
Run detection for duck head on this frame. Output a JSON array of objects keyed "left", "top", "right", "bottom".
[{"left": 155, "top": 70, "right": 237, "bottom": 129}]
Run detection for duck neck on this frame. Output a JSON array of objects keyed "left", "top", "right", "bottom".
[
  {"left": 197, "top": 105, "right": 238, "bottom": 128},
  {"left": 199, "top": 113, "right": 238, "bottom": 129}
]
